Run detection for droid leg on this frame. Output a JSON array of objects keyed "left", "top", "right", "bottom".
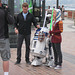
[
  {"left": 47, "top": 41, "right": 54, "bottom": 67},
  {"left": 31, "top": 56, "right": 42, "bottom": 66}
]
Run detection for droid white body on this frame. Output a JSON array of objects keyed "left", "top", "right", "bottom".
[{"left": 31, "top": 27, "right": 49, "bottom": 66}]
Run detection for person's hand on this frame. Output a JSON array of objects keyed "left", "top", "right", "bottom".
[
  {"left": 49, "top": 30, "right": 52, "bottom": 35},
  {"left": 34, "top": 28, "right": 37, "bottom": 31},
  {"left": 37, "top": 25, "right": 40, "bottom": 28},
  {"left": 49, "top": 30, "right": 54, "bottom": 36},
  {"left": 49, "top": 30, "right": 51, "bottom": 34},
  {"left": 6, "top": 6, "right": 8, "bottom": 8},
  {"left": 47, "top": 34, "right": 50, "bottom": 38},
  {"left": 15, "top": 28, "right": 18, "bottom": 34}
]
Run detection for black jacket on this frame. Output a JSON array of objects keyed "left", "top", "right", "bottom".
[
  {"left": 0, "top": 7, "right": 14, "bottom": 38},
  {"left": 15, "top": 12, "right": 37, "bottom": 35}
]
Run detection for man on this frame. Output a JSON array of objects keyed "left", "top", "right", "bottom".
[
  {"left": 46, "top": 6, "right": 51, "bottom": 24},
  {"left": 0, "top": 0, "right": 14, "bottom": 75},
  {"left": 47, "top": 6, "right": 51, "bottom": 14},
  {"left": 58, "top": 6, "right": 62, "bottom": 11},
  {"left": 15, "top": 3, "right": 40, "bottom": 65},
  {"left": 61, "top": 5, "right": 65, "bottom": 20}
]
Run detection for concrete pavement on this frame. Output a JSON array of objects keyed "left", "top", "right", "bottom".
[{"left": 0, "top": 18, "right": 75, "bottom": 75}]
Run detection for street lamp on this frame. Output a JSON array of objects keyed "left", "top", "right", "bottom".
[{"left": 40, "top": 0, "right": 45, "bottom": 27}]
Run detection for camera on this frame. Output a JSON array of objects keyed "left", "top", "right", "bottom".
[
  {"left": 2, "top": 4, "right": 10, "bottom": 13},
  {"left": 2, "top": 4, "right": 8, "bottom": 9}
]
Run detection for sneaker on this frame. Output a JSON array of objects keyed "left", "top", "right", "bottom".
[
  {"left": 54, "top": 65, "right": 62, "bottom": 69},
  {"left": 50, "top": 64, "right": 56, "bottom": 68},
  {"left": 50, "top": 65, "right": 54, "bottom": 68},
  {"left": 15, "top": 61, "right": 20, "bottom": 65}
]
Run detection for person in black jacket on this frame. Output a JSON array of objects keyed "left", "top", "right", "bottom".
[
  {"left": 15, "top": 3, "right": 40, "bottom": 65},
  {"left": 0, "top": 0, "right": 14, "bottom": 75}
]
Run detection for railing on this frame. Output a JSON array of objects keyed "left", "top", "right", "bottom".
[
  {"left": 64, "top": 10, "right": 75, "bottom": 19},
  {"left": 64, "top": 10, "right": 75, "bottom": 26}
]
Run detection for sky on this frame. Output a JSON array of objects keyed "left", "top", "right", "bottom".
[{"left": 46, "top": 0, "right": 75, "bottom": 9}]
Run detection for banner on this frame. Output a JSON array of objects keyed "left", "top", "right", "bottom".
[{"left": 29, "top": 0, "right": 33, "bottom": 13}]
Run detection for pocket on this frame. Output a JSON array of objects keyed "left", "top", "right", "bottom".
[
  {"left": 1, "top": 50, "right": 11, "bottom": 61},
  {"left": 0, "top": 39, "right": 6, "bottom": 49}
]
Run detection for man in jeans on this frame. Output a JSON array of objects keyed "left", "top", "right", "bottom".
[
  {"left": 0, "top": 0, "right": 14, "bottom": 75},
  {"left": 15, "top": 3, "right": 40, "bottom": 65}
]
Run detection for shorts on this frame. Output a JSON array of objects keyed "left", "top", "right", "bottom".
[{"left": 0, "top": 39, "right": 11, "bottom": 61}]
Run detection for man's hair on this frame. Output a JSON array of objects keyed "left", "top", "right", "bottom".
[
  {"left": 62, "top": 5, "right": 64, "bottom": 7},
  {"left": 22, "top": 3, "right": 28, "bottom": 8}
]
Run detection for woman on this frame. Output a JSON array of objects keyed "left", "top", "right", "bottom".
[{"left": 49, "top": 9, "right": 63, "bottom": 69}]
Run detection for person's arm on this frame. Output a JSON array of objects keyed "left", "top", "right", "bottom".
[
  {"left": 32, "top": 15, "right": 40, "bottom": 28},
  {"left": 49, "top": 21, "right": 63, "bottom": 35},
  {"left": 4, "top": 6, "right": 14, "bottom": 25},
  {"left": 14, "top": 15, "right": 19, "bottom": 29},
  {"left": 63, "top": 8, "right": 65, "bottom": 12},
  {"left": 14, "top": 15, "right": 19, "bottom": 34}
]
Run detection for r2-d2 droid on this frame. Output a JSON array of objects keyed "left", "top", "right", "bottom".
[{"left": 31, "top": 27, "right": 50, "bottom": 66}]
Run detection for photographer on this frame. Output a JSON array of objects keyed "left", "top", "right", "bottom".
[{"left": 0, "top": 0, "right": 14, "bottom": 75}]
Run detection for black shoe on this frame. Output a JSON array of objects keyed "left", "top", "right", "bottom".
[
  {"left": 62, "top": 19, "right": 64, "bottom": 20},
  {"left": 26, "top": 61, "right": 31, "bottom": 65},
  {"left": 15, "top": 61, "right": 20, "bottom": 65}
]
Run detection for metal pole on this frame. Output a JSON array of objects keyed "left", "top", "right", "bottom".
[
  {"left": 40, "top": 0, "right": 45, "bottom": 27},
  {"left": 57, "top": 0, "right": 59, "bottom": 9}
]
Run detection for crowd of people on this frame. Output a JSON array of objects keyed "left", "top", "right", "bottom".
[
  {"left": 47, "top": 5, "right": 65, "bottom": 20},
  {"left": 0, "top": 0, "right": 64, "bottom": 75}
]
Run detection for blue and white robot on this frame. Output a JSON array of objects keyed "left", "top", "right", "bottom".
[
  {"left": 30, "top": 27, "right": 49, "bottom": 66},
  {"left": 30, "top": 11, "right": 54, "bottom": 66}
]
